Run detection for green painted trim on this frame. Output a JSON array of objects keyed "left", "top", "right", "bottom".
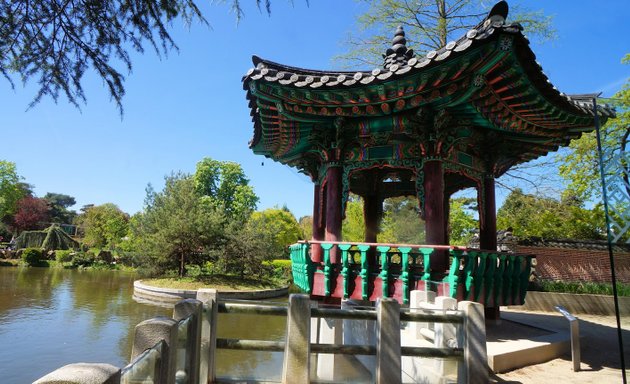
[
  {"left": 321, "top": 243, "right": 334, "bottom": 296},
  {"left": 399, "top": 247, "right": 412, "bottom": 304},
  {"left": 338, "top": 244, "right": 352, "bottom": 299},
  {"left": 377, "top": 246, "right": 391, "bottom": 298},
  {"left": 358, "top": 244, "right": 371, "bottom": 300}
]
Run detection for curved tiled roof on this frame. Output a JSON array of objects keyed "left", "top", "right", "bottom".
[{"left": 243, "top": 1, "right": 614, "bottom": 118}]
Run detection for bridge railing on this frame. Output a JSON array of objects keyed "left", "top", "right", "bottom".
[
  {"left": 34, "top": 291, "right": 488, "bottom": 384},
  {"left": 291, "top": 241, "right": 534, "bottom": 306}
]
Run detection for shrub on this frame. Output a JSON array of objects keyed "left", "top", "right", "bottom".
[
  {"left": 532, "top": 279, "right": 630, "bottom": 297},
  {"left": 22, "top": 248, "right": 44, "bottom": 266},
  {"left": 71, "top": 251, "right": 96, "bottom": 268},
  {"left": 55, "top": 250, "right": 73, "bottom": 263}
]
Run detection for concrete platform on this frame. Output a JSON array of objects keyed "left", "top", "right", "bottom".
[{"left": 486, "top": 310, "right": 571, "bottom": 373}]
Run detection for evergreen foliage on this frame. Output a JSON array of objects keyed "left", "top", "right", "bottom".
[
  {"left": 0, "top": 1, "right": 273, "bottom": 112},
  {"left": 15, "top": 224, "right": 79, "bottom": 250}
]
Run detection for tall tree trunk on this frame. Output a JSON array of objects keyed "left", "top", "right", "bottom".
[
  {"left": 179, "top": 251, "right": 185, "bottom": 277},
  {"left": 437, "top": 0, "right": 447, "bottom": 47}
]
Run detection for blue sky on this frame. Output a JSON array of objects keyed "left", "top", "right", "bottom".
[{"left": 2, "top": 0, "right": 629, "bottom": 219}]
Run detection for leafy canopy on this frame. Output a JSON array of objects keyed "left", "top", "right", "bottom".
[
  {"left": 337, "top": 0, "right": 555, "bottom": 68},
  {"left": 558, "top": 53, "right": 630, "bottom": 203},
  {"left": 497, "top": 188, "right": 606, "bottom": 240},
  {"left": 0, "top": 0, "right": 277, "bottom": 113},
  {"left": 0, "top": 161, "right": 27, "bottom": 220},
  {"left": 194, "top": 158, "right": 258, "bottom": 222},
  {"left": 79, "top": 203, "right": 130, "bottom": 249}
]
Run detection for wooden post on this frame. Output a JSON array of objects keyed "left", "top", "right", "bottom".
[
  {"left": 423, "top": 160, "right": 448, "bottom": 273},
  {"left": 480, "top": 176, "right": 499, "bottom": 320},
  {"left": 173, "top": 299, "right": 203, "bottom": 384},
  {"left": 196, "top": 289, "right": 218, "bottom": 384},
  {"left": 325, "top": 165, "right": 343, "bottom": 263},
  {"left": 479, "top": 176, "right": 497, "bottom": 251},
  {"left": 376, "top": 298, "right": 401, "bottom": 384},
  {"left": 312, "top": 183, "right": 324, "bottom": 263},
  {"left": 282, "top": 294, "right": 311, "bottom": 384}
]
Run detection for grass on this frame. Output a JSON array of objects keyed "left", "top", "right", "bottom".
[{"left": 142, "top": 274, "right": 287, "bottom": 291}]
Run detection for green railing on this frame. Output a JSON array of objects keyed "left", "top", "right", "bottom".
[{"left": 289, "top": 241, "right": 534, "bottom": 306}]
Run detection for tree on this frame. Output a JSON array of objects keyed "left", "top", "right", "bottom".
[
  {"left": 558, "top": 53, "right": 630, "bottom": 203},
  {"left": 342, "top": 196, "right": 367, "bottom": 242},
  {"left": 13, "top": 196, "right": 49, "bottom": 232},
  {"left": 133, "top": 173, "right": 225, "bottom": 277},
  {"left": 0, "top": 1, "right": 274, "bottom": 113},
  {"left": 298, "top": 215, "right": 313, "bottom": 240},
  {"left": 0, "top": 160, "right": 27, "bottom": 221},
  {"left": 80, "top": 203, "right": 130, "bottom": 249},
  {"left": 194, "top": 158, "right": 258, "bottom": 222},
  {"left": 337, "top": 0, "right": 555, "bottom": 68},
  {"left": 247, "top": 207, "right": 303, "bottom": 258},
  {"left": 44, "top": 192, "right": 76, "bottom": 224},
  {"left": 449, "top": 197, "right": 477, "bottom": 245},
  {"left": 497, "top": 188, "right": 606, "bottom": 240},
  {"left": 381, "top": 197, "right": 425, "bottom": 244}
]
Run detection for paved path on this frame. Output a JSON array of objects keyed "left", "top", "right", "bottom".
[{"left": 492, "top": 309, "right": 630, "bottom": 383}]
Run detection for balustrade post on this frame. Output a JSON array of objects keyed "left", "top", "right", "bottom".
[
  {"left": 196, "top": 289, "right": 218, "bottom": 384},
  {"left": 457, "top": 301, "right": 488, "bottom": 384},
  {"left": 358, "top": 244, "right": 371, "bottom": 300},
  {"left": 173, "top": 299, "right": 202, "bottom": 384},
  {"left": 443, "top": 249, "right": 462, "bottom": 298},
  {"left": 377, "top": 246, "right": 391, "bottom": 298},
  {"left": 376, "top": 298, "right": 401, "bottom": 384},
  {"left": 338, "top": 244, "right": 352, "bottom": 298},
  {"left": 132, "top": 317, "right": 179, "bottom": 384},
  {"left": 399, "top": 247, "right": 412, "bottom": 304},
  {"left": 321, "top": 243, "right": 334, "bottom": 296},
  {"left": 282, "top": 294, "right": 311, "bottom": 384}
]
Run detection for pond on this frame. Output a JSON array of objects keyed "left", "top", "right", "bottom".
[{"left": 0, "top": 267, "right": 286, "bottom": 383}]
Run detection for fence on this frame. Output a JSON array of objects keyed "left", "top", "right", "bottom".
[
  {"left": 291, "top": 240, "right": 534, "bottom": 307},
  {"left": 34, "top": 290, "right": 487, "bottom": 384}
]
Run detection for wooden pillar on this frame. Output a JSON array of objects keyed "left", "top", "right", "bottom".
[
  {"left": 423, "top": 160, "right": 448, "bottom": 273},
  {"left": 325, "top": 166, "right": 343, "bottom": 263},
  {"left": 443, "top": 194, "right": 451, "bottom": 246},
  {"left": 479, "top": 176, "right": 497, "bottom": 251},
  {"left": 312, "top": 183, "right": 325, "bottom": 263},
  {"left": 480, "top": 176, "right": 500, "bottom": 321}
]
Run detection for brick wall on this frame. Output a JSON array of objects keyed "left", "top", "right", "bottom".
[{"left": 515, "top": 245, "right": 630, "bottom": 284}]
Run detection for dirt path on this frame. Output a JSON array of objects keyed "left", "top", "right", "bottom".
[{"left": 492, "top": 309, "right": 630, "bottom": 383}]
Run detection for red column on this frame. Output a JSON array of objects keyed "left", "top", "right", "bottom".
[
  {"left": 325, "top": 166, "right": 343, "bottom": 263},
  {"left": 480, "top": 176, "right": 500, "bottom": 321},
  {"left": 311, "top": 183, "right": 325, "bottom": 263},
  {"left": 423, "top": 160, "right": 448, "bottom": 273},
  {"left": 479, "top": 176, "right": 497, "bottom": 251}
]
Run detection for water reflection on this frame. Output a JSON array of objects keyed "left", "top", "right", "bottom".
[
  {"left": 216, "top": 311, "right": 286, "bottom": 381},
  {"left": 0, "top": 267, "right": 170, "bottom": 383}
]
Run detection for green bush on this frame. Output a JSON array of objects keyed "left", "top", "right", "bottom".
[
  {"left": 55, "top": 250, "right": 73, "bottom": 263},
  {"left": 22, "top": 248, "right": 44, "bottom": 266},
  {"left": 71, "top": 251, "right": 96, "bottom": 268},
  {"left": 533, "top": 279, "right": 630, "bottom": 297}
]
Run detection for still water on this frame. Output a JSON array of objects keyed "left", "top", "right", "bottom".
[{"left": 0, "top": 267, "right": 286, "bottom": 383}]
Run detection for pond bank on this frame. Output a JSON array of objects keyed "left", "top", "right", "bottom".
[{"left": 133, "top": 279, "right": 289, "bottom": 305}]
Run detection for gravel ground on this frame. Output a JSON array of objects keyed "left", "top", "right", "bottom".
[{"left": 492, "top": 309, "right": 630, "bottom": 383}]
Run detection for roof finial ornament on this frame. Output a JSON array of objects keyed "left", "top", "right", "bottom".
[{"left": 383, "top": 26, "right": 414, "bottom": 70}]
